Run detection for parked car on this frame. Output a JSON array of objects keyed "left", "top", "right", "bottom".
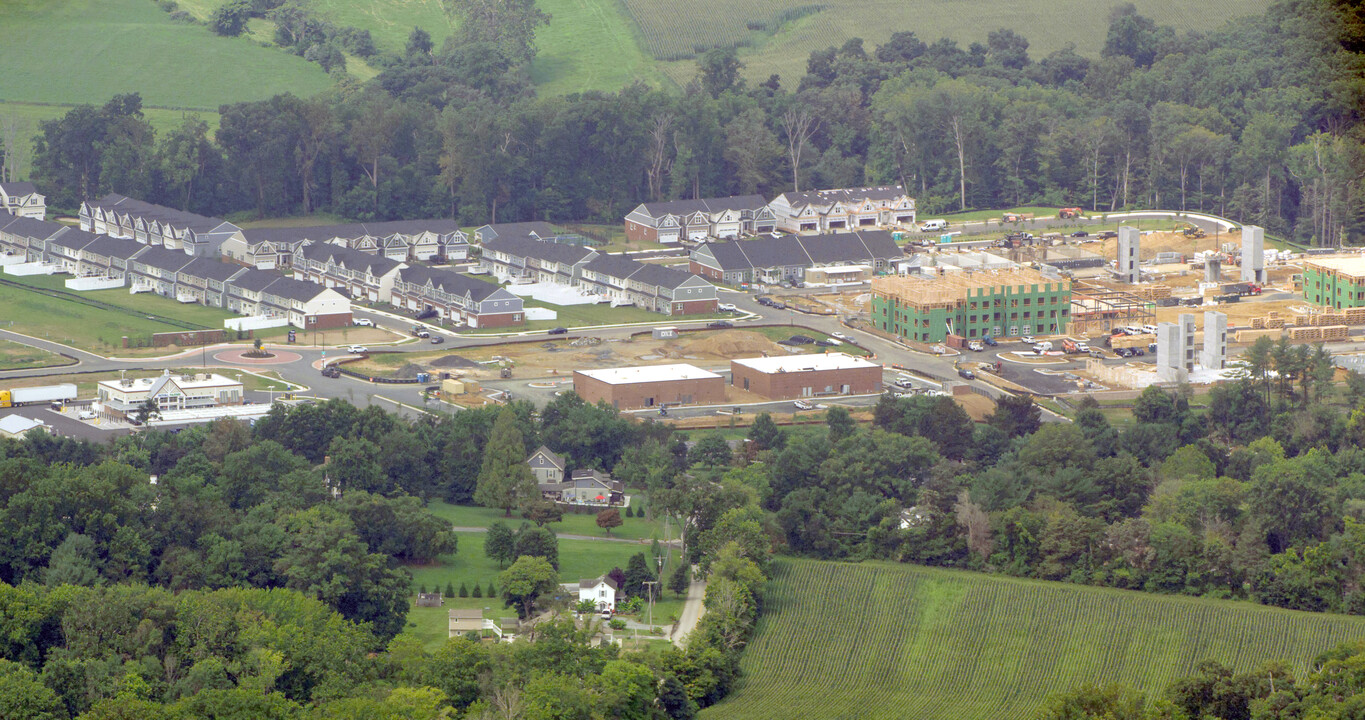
[
  {"left": 718, "top": 303, "right": 737, "bottom": 312},
  {"left": 411, "top": 325, "right": 430, "bottom": 338},
  {"left": 983, "top": 336, "right": 998, "bottom": 346},
  {"left": 1115, "top": 347, "right": 1132, "bottom": 358},
  {"left": 1131, "top": 348, "right": 1145, "bottom": 356},
  {"left": 707, "top": 321, "right": 734, "bottom": 330},
  {"left": 1071, "top": 231, "right": 1089, "bottom": 238},
  {"left": 77, "top": 410, "right": 97, "bottom": 420},
  {"left": 353, "top": 318, "right": 373, "bottom": 327},
  {"left": 967, "top": 340, "right": 984, "bottom": 352},
  {"left": 431, "top": 336, "right": 445, "bottom": 344},
  {"left": 831, "top": 331, "right": 850, "bottom": 341},
  {"left": 1088, "top": 348, "right": 1106, "bottom": 359},
  {"left": 794, "top": 399, "right": 813, "bottom": 410},
  {"left": 321, "top": 365, "right": 341, "bottom": 378},
  {"left": 815, "top": 339, "right": 836, "bottom": 347},
  {"left": 957, "top": 368, "right": 976, "bottom": 380},
  {"left": 1097, "top": 230, "right": 1119, "bottom": 239},
  {"left": 547, "top": 327, "right": 568, "bottom": 335},
  {"left": 1021, "top": 335, "right": 1036, "bottom": 344},
  {"left": 894, "top": 379, "right": 916, "bottom": 389},
  {"left": 345, "top": 345, "right": 368, "bottom": 353}
]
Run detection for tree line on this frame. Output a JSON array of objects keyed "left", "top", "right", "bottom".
[
  {"left": 16, "top": 0, "right": 1364, "bottom": 244},
  {"left": 0, "top": 389, "right": 772, "bottom": 719}
]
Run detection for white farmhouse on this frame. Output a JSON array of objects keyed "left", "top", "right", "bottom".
[{"left": 579, "top": 576, "right": 618, "bottom": 612}]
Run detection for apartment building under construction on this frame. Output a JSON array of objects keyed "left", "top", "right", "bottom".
[{"left": 871, "top": 269, "right": 1072, "bottom": 343}]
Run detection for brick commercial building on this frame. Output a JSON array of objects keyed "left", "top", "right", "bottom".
[
  {"left": 573, "top": 364, "right": 724, "bottom": 410},
  {"left": 730, "top": 353, "right": 882, "bottom": 399},
  {"left": 871, "top": 268, "right": 1071, "bottom": 343},
  {"left": 1302, "top": 257, "right": 1365, "bottom": 309}
]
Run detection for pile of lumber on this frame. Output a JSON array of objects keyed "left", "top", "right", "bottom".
[
  {"left": 1131, "top": 285, "right": 1172, "bottom": 301},
  {"left": 1287, "top": 325, "right": 1349, "bottom": 341}
]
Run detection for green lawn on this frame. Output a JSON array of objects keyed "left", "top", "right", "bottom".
[
  {"left": 428, "top": 501, "right": 670, "bottom": 542},
  {"left": 0, "top": 274, "right": 250, "bottom": 353},
  {"left": 705, "top": 558, "right": 1365, "bottom": 720},
  {"left": 0, "top": 0, "right": 332, "bottom": 109},
  {"left": 0, "top": 339, "right": 67, "bottom": 371}
]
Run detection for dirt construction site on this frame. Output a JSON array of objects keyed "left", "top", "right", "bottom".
[{"left": 342, "top": 329, "right": 839, "bottom": 380}]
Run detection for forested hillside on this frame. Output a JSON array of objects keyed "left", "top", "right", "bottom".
[{"left": 19, "top": 0, "right": 1365, "bottom": 246}]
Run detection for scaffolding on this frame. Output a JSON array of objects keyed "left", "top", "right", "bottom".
[{"left": 1069, "top": 282, "right": 1155, "bottom": 336}]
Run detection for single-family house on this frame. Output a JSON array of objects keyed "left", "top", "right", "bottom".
[
  {"left": 623, "top": 195, "right": 775, "bottom": 244},
  {"left": 0, "top": 182, "right": 46, "bottom": 220},
  {"left": 578, "top": 576, "right": 618, "bottom": 612},
  {"left": 768, "top": 187, "right": 916, "bottom": 234},
  {"left": 528, "top": 446, "right": 566, "bottom": 484},
  {"left": 390, "top": 265, "right": 524, "bottom": 327},
  {"left": 539, "top": 469, "right": 625, "bottom": 507}
]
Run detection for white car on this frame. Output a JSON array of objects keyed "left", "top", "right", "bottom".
[
  {"left": 831, "top": 331, "right": 850, "bottom": 341},
  {"left": 353, "top": 318, "right": 374, "bottom": 327},
  {"left": 346, "top": 345, "right": 368, "bottom": 353},
  {"left": 718, "top": 303, "right": 737, "bottom": 312},
  {"left": 794, "top": 399, "right": 813, "bottom": 410},
  {"left": 1021, "top": 335, "right": 1036, "bottom": 344},
  {"left": 77, "top": 410, "right": 97, "bottom": 420}
]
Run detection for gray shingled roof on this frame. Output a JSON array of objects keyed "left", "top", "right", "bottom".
[
  {"left": 484, "top": 236, "right": 595, "bottom": 266},
  {"left": 180, "top": 257, "right": 245, "bottom": 283},
  {"left": 634, "top": 194, "right": 767, "bottom": 218},
  {"left": 397, "top": 265, "right": 503, "bottom": 302},
  {"left": 477, "top": 221, "right": 560, "bottom": 241},
  {"left": 133, "top": 246, "right": 195, "bottom": 273},
  {"left": 48, "top": 228, "right": 102, "bottom": 251},
  {"left": 263, "top": 275, "right": 332, "bottom": 303},
  {"left": 229, "top": 268, "right": 285, "bottom": 293},
  {"left": 80, "top": 234, "right": 145, "bottom": 261},
  {"left": 629, "top": 263, "right": 700, "bottom": 290},
  {"left": 89, "top": 193, "right": 230, "bottom": 234},
  {"left": 0, "top": 182, "right": 38, "bottom": 196},
  {"left": 299, "top": 242, "right": 403, "bottom": 276},
  {"left": 0, "top": 216, "right": 65, "bottom": 240}
]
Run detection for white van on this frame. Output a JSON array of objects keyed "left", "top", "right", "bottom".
[
  {"left": 919, "top": 219, "right": 948, "bottom": 232},
  {"left": 1033, "top": 341, "right": 1053, "bottom": 354},
  {"left": 1141, "top": 324, "right": 1159, "bottom": 334}
]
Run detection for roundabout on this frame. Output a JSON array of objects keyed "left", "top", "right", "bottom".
[{"left": 213, "top": 348, "right": 303, "bottom": 365}]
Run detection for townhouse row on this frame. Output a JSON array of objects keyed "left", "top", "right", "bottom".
[
  {"left": 624, "top": 186, "right": 917, "bottom": 243},
  {"left": 687, "top": 230, "right": 904, "bottom": 285},
  {"left": 479, "top": 234, "right": 717, "bottom": 316},
  {"left": 1, "top": 211, "right": 352, "bottom": 329}
]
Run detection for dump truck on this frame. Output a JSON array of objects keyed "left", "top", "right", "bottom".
[
  {"left": 0, "top": 383, "right": 78, "bottom": 408},
  {"left": 1221, "top": 282, "right": 1262, "bottom": 297},
  {"left": 1058, "top": 207, "right": 1083, "bottom": 219}
]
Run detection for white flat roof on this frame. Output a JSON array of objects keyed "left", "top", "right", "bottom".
[
  {"left": 146, "top": 404, "right": 272, "bottom": 426},
  {"left": 575, "top": 364, "right": 721, "bottom": 385},
  {"left": 811, "top": 265, "right": 871, "bottom": 273},
  {"left": 732, "top": 352, "right": 881, "bottom": 374},
  {"left": 98, "top": 372, "right": 243, "bottom": 392}
]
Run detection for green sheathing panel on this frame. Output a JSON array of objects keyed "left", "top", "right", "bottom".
[
  {"left": 873, "top": 279, "right": 1071, "bottom": 342},
  {"left": 1304, "top": 266, "right": 1365, "bottom": 309}
]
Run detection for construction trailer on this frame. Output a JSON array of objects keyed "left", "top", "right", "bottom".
[
  {"left": 870, "top": 268, "right": 1072, "bottom": 343},
  {"left": 1068, "top": 283, "right": 1156, "bottom": 337}
]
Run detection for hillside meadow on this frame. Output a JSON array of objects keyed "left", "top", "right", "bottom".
[{"left": 704, "top": 558, "right": 1365, "bottom": 720}]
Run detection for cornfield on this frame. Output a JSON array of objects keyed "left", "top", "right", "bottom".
[{"left": 702, "top": 559, "right": 1365, "bottom": 720}]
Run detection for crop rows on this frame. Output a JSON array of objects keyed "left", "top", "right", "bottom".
[{"left": 702, "top": 559, "right": 1365, "bottom": 720}]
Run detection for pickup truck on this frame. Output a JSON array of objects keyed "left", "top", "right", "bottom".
[{"left": 411, "top": 326, "right": 430, "bottom": 338}]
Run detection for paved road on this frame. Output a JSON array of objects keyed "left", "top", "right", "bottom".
[
  {"left": 670, "top": 574, "right": 707, "bottom": 647},
  {"left": 449, "top": 525, "right": 674, "bottom": 545}
]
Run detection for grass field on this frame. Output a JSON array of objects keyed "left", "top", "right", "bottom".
[
  {"left": 652, "top": 0, "right": 1274, "bottom": 88},
  {"left": 427, "top": 501, "right": 671, "bottom": 542},
  {"left": 704, "top": 559, "right": 1365, "bottom": 720},
  {"left": 0, "top": 0, "right": 331, "bottom": 109},
  {"left": 0, "top": 339, "right": 68, "bottom": 371}
]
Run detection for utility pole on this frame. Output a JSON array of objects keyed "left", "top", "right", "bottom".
[{"left": 642, "top": 580, "right": 658, "bottom": 629}]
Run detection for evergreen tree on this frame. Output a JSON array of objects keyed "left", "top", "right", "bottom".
[
  {"left": 487, "top": 582, "right": 496, "bottom": 597},
  {"left": 472, "top": 583, "right": 482, "bottom": 598},
  {"left": 624, "top": 552, "right": 655, "bottom": 599},
  {"left": 485, "top": 520, "right": 516, "bottom": 567},
  {"left": 668, "top": 561, "right": 691, "bottom": 598},
  {"left": 445, "top": 581, "right": 455, "bottom": 597},
  {"left": 475, "top": 408, "right": 537, "bottom": 516},
  {"left": 458, "top": 582, "right": 468, "bottom": 597}
]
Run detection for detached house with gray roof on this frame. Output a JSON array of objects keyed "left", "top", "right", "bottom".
[
  {"left": 768, "top": 186, "right": 916, "bottom": 234},
  {"left": 689, "top": 230, "right": 903, "bottom": 284},
  {"left": 390, "top": 265, "right": 524, "bottom": 328},
  {"left": 0, "top": 182, "right": 46, "bottom": 220},
  {"left": 623, "top": 195, "right": 775, "bottom": 244}
]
